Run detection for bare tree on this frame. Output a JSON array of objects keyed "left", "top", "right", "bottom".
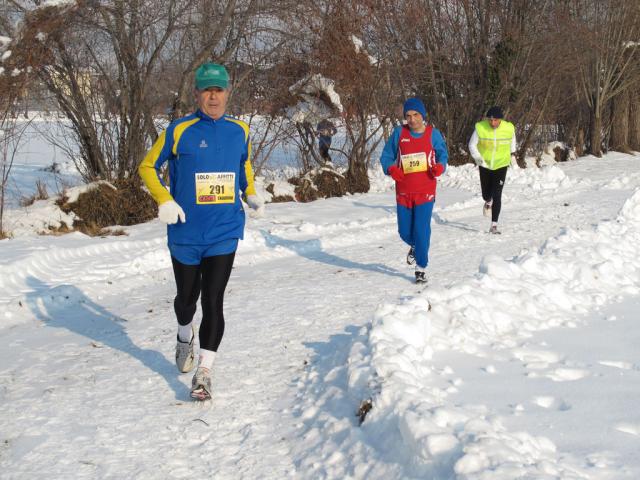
[
  {"left": 3, "top": 0, "right": 639, "bottom": 213},
  {"left": 610, "top": 89, "right": 630, "bottom": 152},
  {"left": 4, "top": 0, "right": 287, "bottom": 182},
  {"left": 0, "top": 113, "right": 33, "bottom": 236},
  {"left": 566, "top": 0, "right": 640, "bottom": 156},
  {"left": 292, "top": 0, "right": 394, "bottom": 192},
  {"left": 0, "top": 1, "right": 50, "bottom": 236},
  {"left": 629, "top": 80, "right": 640, "bottom": 151}
]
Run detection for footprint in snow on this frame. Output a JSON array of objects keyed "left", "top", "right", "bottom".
[
  {"left": 532, "top": 395, "right": 571, "bottom": 411},
  {"left": 598, "top": 360, "right": 634, "bottom": 370},
  {"left": 511, "top": 347, "right": 562, "bottom": 367},
  {"left": 615, "top": 423, "right": 640, "bottom": 436},
  {"left": 544, "top": 367, "right": 589, "bottom": 382}
]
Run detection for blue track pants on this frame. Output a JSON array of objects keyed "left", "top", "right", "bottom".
[{"left": 396, "top": 201, "right": 434, "bottom": 268}]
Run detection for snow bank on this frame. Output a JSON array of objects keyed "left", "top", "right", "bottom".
[
  {"left": 41, "top": 0, "right": 76, "bottom": 7},
  {"left": 0, "top": 226, "right": 168, "bottom": 329},
  {"left": 350, "top": 188, "right": 640, "bottom": 477},
  {"left": 2, "top": 198, "right": 76, "bottom": 237},
  {"left": 373, "top": 160, "right": 580, "bottom": 197},
  {"left": 440, "top": 163, "right": 579, "bottom": 195},
  {"left": 2, "top": 181, "right": 119, "bottom": 238},
  {"left": 292, "top": 188, "right": 640, "bottom": 478}
]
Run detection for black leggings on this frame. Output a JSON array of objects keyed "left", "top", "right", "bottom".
[
  {"left": 479, "top": 166, "right": 508, "bottom": 223},
  {"left": 171, "top": 252, "right": 235, "bottom": 352}
]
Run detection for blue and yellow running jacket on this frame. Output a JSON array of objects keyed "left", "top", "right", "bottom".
[{"left": 138, "top": 110, "right": 256, "bottom": 246}]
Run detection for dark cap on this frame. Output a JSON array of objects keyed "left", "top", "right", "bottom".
[{"left": 486, "top": 106, "right": 504, "bottom": 119}]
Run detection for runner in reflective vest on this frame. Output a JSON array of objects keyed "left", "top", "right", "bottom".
[
  {"left": 380, "top": 97, "right": 449, "bottom": 284},
  {"left": 469, "top": 106, "right": 517, "bottom": 234},
  {"left": 474, "top": 118, "right": 515, "bottom": 170}
]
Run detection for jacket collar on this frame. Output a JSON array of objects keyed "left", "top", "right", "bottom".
[{"left": 196, "top": 109, "right": 226, "bottom": 123}]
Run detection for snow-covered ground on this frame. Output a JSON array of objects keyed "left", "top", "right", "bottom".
[{"left": 1, "top": 151, "right": 640, "bottom": 479}]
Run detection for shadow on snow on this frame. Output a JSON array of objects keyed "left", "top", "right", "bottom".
[
  {"left": 24, "top": 276, "right": 187, "bottom": 400},
  {"left": 260, "top": 230, "right": 414, "bottom": 282}
]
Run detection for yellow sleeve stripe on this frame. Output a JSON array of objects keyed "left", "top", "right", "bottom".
[
  {"left": 226, "top": 118, "right": 250, "bottom": 142},
  {"left": 244, "top": 139, "right": 256, "bottom": 196},
  {"left": 172, "top": 117, "right": 200, "bottom": 156},
  {"left": 227, "top": 118, "right": 256, "bottom": 196},
  {"left": 138, "top": 130, "right": 173, "bottom": 205}
]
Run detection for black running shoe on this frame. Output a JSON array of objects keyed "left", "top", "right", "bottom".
[
  {"left": 407, "top": 247, "right": 416, "bottom": 265},
  {"left": 415, "top": 270, "right": 427, "bottom": 284}
]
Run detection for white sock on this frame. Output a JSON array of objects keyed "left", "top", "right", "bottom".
[
  {"left": 177, "top": 323, "right": 193, "bottom": 343},
  {"left": 198, "top": 348, "right": 216, "bottom": 370}
]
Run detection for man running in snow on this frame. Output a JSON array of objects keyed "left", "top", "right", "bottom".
[
  {"left": 139, "top": 62, "right": 264, "bottom": 400},
  {"left": 468, "top": 106, "right": 517, "bottom": 234},
  {"left": 380, "top": 97, "right": 449, "bottom": 284}
]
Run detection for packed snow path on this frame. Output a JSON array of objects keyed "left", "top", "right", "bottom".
[{"left": 1, "top": 155, "right": 639, "bottom": 478}]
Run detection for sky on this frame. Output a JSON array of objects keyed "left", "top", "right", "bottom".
[{"left": 1, "top": 125, "right": 640, "bottom": 479}]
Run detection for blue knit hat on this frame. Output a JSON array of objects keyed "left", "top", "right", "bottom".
[{"left": 403, "top": 97, "right": 427, "bottom": 120}]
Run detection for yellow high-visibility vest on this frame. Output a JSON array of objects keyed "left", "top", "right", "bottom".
[{"left": 475, "top": 120, "right": 515, "bottom": 170}]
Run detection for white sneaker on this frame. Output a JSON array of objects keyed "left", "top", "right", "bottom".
[
  {"left": 483, "top": 201, "right": 492, "bottom": 217},
  {"left": 175, "top": 326, "right": 195, "bottom": 373},
  {"left": 191, "top": 367, "right": 212, "bottom": 401}
]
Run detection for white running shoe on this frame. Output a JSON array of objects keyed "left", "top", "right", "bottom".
[
  {"left": 483, "top": 201, "right": 492, "bottom": 217},
  {"left": 191, "top": 367, "right": 212, "bottom": 401},
  {"left": 175, "top": 326, "right": 195, "bottom": 373}
]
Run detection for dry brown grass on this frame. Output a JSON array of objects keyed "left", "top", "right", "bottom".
[
  {"left": 59, "top": 177, "right": 157, "bottom": 236},
  {"left": 19, "top": 180, "right": 49, "bottom": 207},
  {"left": 313, "top": 169, "right": 347, "bottom": 198},
  {"left": 71, "top": 223, "right": 129, "bottom": 238},
  {"left": 288, "top": 167, "right": 348, "bottom": 203},
  {"left": 44, "top": 224, "right": 74, "bottom": 236},
  {"left": 357, "top": 398, "right": 373, "bottom": 425}
]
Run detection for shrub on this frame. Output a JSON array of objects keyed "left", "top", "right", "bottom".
[
  {"left": 59, "top": 177, "right": 157, "bottom": 233},
  {"left": 19, "top": 180, "right": 49, "bottom": 207},
  {"left": 291, "top": 167, "right": 348, "bottom": 203}
]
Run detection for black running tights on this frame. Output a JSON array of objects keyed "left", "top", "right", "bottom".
[
  {"left": 479, "top": 166, "right": 508, "bottom": 223},
  {"left": 171, "top": 252, "right": 235, "bottom": 352}
]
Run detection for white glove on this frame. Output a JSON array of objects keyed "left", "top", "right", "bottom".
[
  {"left": 246, "top": 194, "right": 265, "bottom": 218},
  {"left": 511, "top": 153, "right": 517, "bottom": 165},
  {"left": 158, "top": 200, "right": 186, "bottom": 224},
  {"left": 474, "top": 156, "right": 484, "bottom": 167}
]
